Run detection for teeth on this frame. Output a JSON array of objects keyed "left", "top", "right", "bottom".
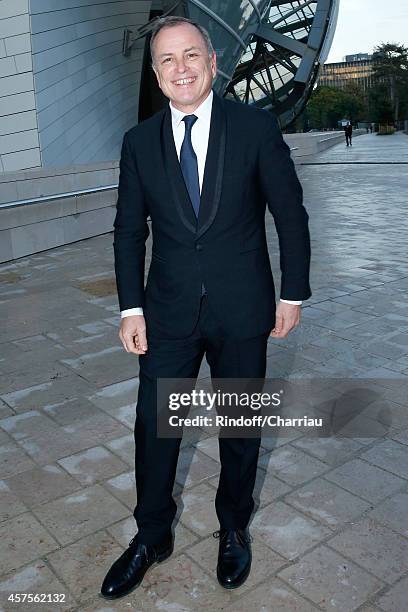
[{"left": 174, "top": 78, "right": 195, "bottom": 85}]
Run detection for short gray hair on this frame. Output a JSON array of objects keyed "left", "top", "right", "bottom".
[{"left": 150, "top": 16, "right": 214, "bottom": 65}]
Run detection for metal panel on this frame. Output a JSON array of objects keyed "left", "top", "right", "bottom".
[
  {"left": 30, "top": 0, "right": 152, "bottom": 167},
  {"left": 196, "top": 0, "right": 341, "bottom": 127}
]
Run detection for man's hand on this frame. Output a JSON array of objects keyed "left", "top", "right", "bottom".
[
  {"left": 119, "top": 315, "right": 148, "bottom": 354},
  {"left": 270, "top": 302, "right": 301, "bottom": 338}
]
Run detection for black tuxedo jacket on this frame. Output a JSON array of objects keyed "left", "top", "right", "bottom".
[{"left": 113, "top": 90, "right": 311, "bottom": 340}]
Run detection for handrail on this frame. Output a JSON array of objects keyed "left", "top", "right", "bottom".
[
  {"left": 0, "top": 143, "right": 303, "bottom": 212},
  {"left": 0, "top": 184, "right": 118, "bottom": 210},
  {"left": 1, "top": 141, "right": 302, "bottom": 212}
]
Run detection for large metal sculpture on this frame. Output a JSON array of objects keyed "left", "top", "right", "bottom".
[{"left": 131, "top": 0, "right": 339, "bottom": 128}]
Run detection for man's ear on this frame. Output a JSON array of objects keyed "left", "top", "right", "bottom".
[
  {"left": 211, "top": 51, "right": 217, "bottom": 78},
  {"left": 152, "top": 63, "right": 160, "bottom": 85}
]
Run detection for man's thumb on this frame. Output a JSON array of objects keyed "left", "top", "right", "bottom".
[
  {"left": 274, "top": 312, "right": 283, "bottom": 331},
  {"left": 138, "top": 326, "right": 148, "bottom": 350}
]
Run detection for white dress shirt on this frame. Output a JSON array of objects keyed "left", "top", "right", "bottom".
[{"left": 121, "top": 90, "right": 301, "bottom": 318}]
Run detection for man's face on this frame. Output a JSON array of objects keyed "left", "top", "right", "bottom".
[{"left": 152, "top": 23, "right": 216, "bottom": 113}]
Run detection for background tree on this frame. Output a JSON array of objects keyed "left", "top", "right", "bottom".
[
  {"left": 371, "top": 43, "right": 408, "bottom": 122},
  {"left": 293, "top": 42, "right": 408, "bottom": 131},
  {"left": 368, "top": 84, "right": 394, "bottom": 124},
  {"left": 304, "top": 85, "right": 366, "bottom": 130}
]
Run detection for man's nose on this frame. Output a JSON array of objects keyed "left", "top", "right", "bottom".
[{"left": 175, "top": 58, "right": 187, "bottom": 73}]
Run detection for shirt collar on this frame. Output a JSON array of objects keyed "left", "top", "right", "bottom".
[{"left": 169, "top": 89, "right": 213, "bottom": 128}]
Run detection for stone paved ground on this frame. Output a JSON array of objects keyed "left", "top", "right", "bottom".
[{"left": 1, "top": 132, "right": 408, "bottom": 611}]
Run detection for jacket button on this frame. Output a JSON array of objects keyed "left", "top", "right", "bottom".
[{"left": 195, "top": 244, "right": 203, "bottom": 251}]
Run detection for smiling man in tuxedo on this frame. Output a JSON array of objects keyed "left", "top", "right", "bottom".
[{"left": 101, "top": 15, "right": 311, "bottom": 599}]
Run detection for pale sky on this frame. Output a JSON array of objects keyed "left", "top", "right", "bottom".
[{"left": 326, "top": 0, "right": 408, "bottom": 63}]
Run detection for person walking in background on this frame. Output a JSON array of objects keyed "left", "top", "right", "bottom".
[
  {"left": 101, "top": 15, "right": 311, "bottom": 600},
  {"left": 345, "top": 121, "right": 353, "bottom": 146}
]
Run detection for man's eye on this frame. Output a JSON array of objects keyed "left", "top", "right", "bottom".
[
  {"left": 163, "top": 58, "right": 172, "bottom": 63},
  {"left": 187, "top": 53, "right": 198, "bottom": 59}
]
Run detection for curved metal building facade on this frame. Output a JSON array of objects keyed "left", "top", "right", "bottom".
[
  {"left": 186, "top": 0, "right": 339, "bottom": 127},
  {"left": 0, "top": 0, "right": 338, "bottom": 172}
]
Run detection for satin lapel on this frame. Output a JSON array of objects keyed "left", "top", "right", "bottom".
[
  {"left": 197, "top": 92, "right": 226, "bottom": 239},
  {"left": 161, "top": 106, "right": 197, "bottom": 234}
]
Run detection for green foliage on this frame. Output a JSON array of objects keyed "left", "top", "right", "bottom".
[
  {"left": 371, "top": 43, "right": 408, "bottom": 121},
  {"left": 377, "top": 125, "right": 395, "bottom": 135},
  {"left": 300, "top": 42, "right": 408, "bottom": 130},
  {"left": 372, "top": 43, "right": 408, "bottom": 83},
  {"left": 368, "top": 84, "right": 394, "bottom": 124},
  {"left": 305, "top": 85, "right": 366, "bottom": 129}
]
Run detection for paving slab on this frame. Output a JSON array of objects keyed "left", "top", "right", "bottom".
[
  {"left": 324, "top": 458, "right": 406, "bottom": 503},
  {"left": 0, "top": 375, "right": 94, "bottom": 414},
  {"left": 0, "top": 562, "right": 75, "bottom": 611},
  {"left": 360, "top": 439, "right": 408, "bottom": 479},
  {"left": 0, "top": 512, "right": 59, "bottom": 575},
  {"left": 253, "top": 467, "right": 292, "bottom": 507},
  {"left": 369, "top": 492, "right": 408, "bottom": 537},
  {"left": 375, "top": 576, "right": 408, "bottom": 612},
  {"left": 102, "top": 470, "right": 136, "bottom": 509},
  {"left": 105, "top": 434, "right": 135, "bottom": 466},
  {"left": 177, "top": 482, "right": 219, "bottom": 537},
  {"left": 175, "top": 446, "right": 220, "bottom": 489},
  {"left": 46, "top": 531, "right": 124, "bottom": 605},
  {"left": 284, "top": 478, "right": 370, "bottom": 530},
  {"left": 278, "top": 545, "right": 384, "bottom": 611},
  {"left": 327, "top": 516, "right": 408, "bottom": 583},
  {"left": 251, "top": 501, "right": 331, "bottom": 560},
  {"left": 1, "top": 131, "right": 408, "bottom": 610},
  {"left": 291, "top": 436, "right": 363, "bottom": 465},
  {"left": 4, "top": 464, "right": 81, "bottom": 507},
  {"left": 0, "top": 480, "right": 28, "bottom": 522},
  {"left": 58, "top": 445, "right": 128, "bottom": 487},
  {"left": 32, "top": 485, "right": 129, "bottom": 546},
  {"left": 258, "top": 444, "right": 330, "bottom": 485},
  {"left": 0, "top": 442, "right": 36, "bottom": 479}
]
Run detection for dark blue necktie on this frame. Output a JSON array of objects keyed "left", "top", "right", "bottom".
[{"left": 180, "top": 114, "right": 200, "bottom": 218}]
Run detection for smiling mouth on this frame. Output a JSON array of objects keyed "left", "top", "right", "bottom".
[{"left": 173, "top": 77, "right": 197, "bottom": 86}]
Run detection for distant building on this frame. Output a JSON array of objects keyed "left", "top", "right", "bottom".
[
  {"left": 345, "top": 53, "right": 371, "bottom": 62},
  {"left": 318, "top": 54, "right": 373, "bottom": 91},
  {"left": 0, "top": 0, "right": 340, "bottom": 172}
]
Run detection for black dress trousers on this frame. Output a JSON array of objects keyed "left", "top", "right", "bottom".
[{"left": 133, "top": 295, "right": 269, "bottom": 545}]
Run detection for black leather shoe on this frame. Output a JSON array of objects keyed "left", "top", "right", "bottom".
[
  {"left": 214, "top": 528, "right": 252, "bottom": 589},
  {"left": 100, "top": 532, "right": 174, "bottom": 599}
]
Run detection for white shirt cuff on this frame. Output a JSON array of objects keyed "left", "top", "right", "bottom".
[
  {"left": 121, "top": 308, "right": 144, "bottom": 318},
  {"left": 280, "top": 299, "right": 302, "bottom": 305}
]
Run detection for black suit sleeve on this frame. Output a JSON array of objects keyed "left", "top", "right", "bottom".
[
  {"left": 113, "top": 131, "right": 150, "bottom": 310},
  {"left": 258, "top": 112, "right": 311, "bottom": 301}
]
